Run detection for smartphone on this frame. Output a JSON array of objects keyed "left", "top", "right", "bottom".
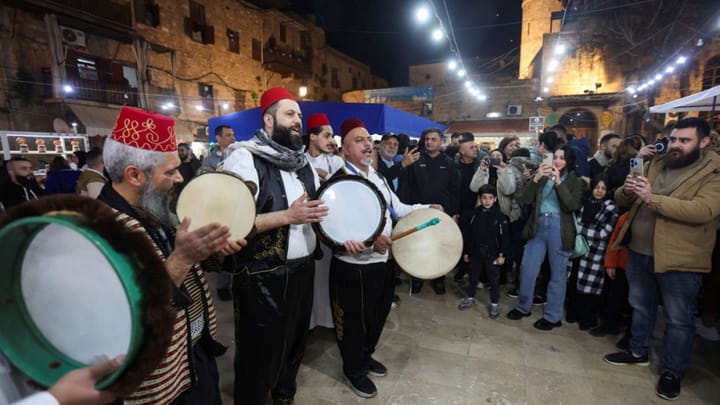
[
  {"left": 489, "top": 157, "right": 502, "bottom": 166},
  {"left": 629, "top": 157, "right": 644, "bottom": 177},
  {"left": 542, "top": 152, "right": 554, "bottom": 167}
]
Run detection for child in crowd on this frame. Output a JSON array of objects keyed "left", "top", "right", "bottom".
[
  {"left": 458, "top": 184, "right": 510, "bottom": 318},
  {"left": 569, "top": 175, "right": 618, "bottom": 330}
]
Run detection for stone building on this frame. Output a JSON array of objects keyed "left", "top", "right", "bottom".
[{"left": 0, "top": 0, "right": 386, "bottom": 145}]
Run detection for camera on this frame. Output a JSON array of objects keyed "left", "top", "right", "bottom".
[
  {"left": 488, "top": 157, "right": 502, "bottom": 166},
  {"left": 653, "top": 137, "right": 669, "bottom": 154}
]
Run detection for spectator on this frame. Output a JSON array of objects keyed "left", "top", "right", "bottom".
[
  {"left": 75, "top": 148, "right": 106, "bottom": 199},
  {"left": 45, "top": 156, "right": 80, "bottom": 194},
  {"left": 589, "top": 133, "right": 621, "bottom": 179},
  {"left": 177, "top": 143, "right": 201, "bottom": 190}
]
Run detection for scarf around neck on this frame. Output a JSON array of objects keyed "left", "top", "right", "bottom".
[{"left": 226, "top": 129, "right": 308, "bottom": 172}]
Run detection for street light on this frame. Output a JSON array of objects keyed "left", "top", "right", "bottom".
[
  {"left": 298, "top": 86, "right": 308, "bottom": 98},
  {"left": 63, "top": 84, "right": 73, "bottom": 93},
  {"left": 415, "top": 5, "right": 430, "bottom": 23}
]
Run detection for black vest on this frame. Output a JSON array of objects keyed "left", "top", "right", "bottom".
[{"left": 235, "top": 155, "right": 317, "bottom": 275}]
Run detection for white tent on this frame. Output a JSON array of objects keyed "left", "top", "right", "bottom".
[{"left": 649, "top": 85, "right": 720, "bottom": 113}]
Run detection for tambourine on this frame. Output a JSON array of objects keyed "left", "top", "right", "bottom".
[
  {"left": 0, "top": 195, "right": 175, "bottom": 396},
  {"left": 176, "top": 171, "right": 257, "bottom": 241},
  {"left": 312, "top": 175, "right": 387, "bottom": 250},
  {"left": 391, "top": 208, "right": 463, "bottom": 279}
]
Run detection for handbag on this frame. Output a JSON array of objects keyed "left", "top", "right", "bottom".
[{"left": 571, "top": 212, "right": 589, "bottom": 258}]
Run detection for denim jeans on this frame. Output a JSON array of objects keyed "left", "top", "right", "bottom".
[
  {"left": 626, "top": 251, "right": 703, "bottom": 378},
  {"left": 515, "top": 212, "right": 572, "bottom": 322}
]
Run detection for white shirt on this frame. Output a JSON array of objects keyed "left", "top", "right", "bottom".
[
  {"left": 305, "top": 152, "right": 344, "bottom": 181},
  {"left": 335, "top": 162, "right": 427, "bottom": 265},
  {"left": 0, "top": 354, "right": 58, "bottom": 405},
  {"left": 222, "top": 148, "right": 319, "bottom": 259}
]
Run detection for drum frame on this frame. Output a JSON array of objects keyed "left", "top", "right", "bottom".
[
  {"left": 0, "top": 216, "right": 143, "bottom": 389},
  {"left": 312, "top": 175, "right": 387, "bottom": 250}
]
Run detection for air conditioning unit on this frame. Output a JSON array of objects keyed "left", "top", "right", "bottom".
[
  {"left": 60, "top": 26, "right": 87, "bottom": 47},
  {"left": 507, "top": 104, "right": 523, "bottom": 116}
]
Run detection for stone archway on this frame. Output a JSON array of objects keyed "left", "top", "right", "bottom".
[{"left": 559, "top": 108, "right": 598, "bottom": 153}]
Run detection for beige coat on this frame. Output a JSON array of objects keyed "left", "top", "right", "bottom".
[{"left": 612, "top": 150, "right": 720, "bottom": 273}]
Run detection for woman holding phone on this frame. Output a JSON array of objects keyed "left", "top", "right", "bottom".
[{"left": 507, "top": 143, "right": 584, "bottom": 330}]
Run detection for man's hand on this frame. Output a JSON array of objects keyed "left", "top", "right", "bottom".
[
  {"left": 637, "top": 144, "right": 657, "bottom": 160},
  {"left": 285, "top": 193, "right": 329, "bottom": 224},
  {"left": 372, "top": 234, "right": 393, "bottom": 255},
  {"left": 342, "top": 240, "right": 367, "bottom": 256},
  {"left": 630, "top": 175, "right": 652, "bottom": 203},
  {"left": 463, "top": 254, "right": 470, "bottom": 263},
  {"left": 48, "top": 355, "right": 124, "bottom": 405},
  {"left": 401, "top": 147, "right": 420, "bottom": 167},
  {"left": 218, "top": 238, "right": 248, "bottom": 256},
  {"left": 606, "top": 267, "right": 616, "bottom": 279},
  {"left": 429, "top": 204, "right": 444, "bottom": 211},
  {"left": 494, "top": 256, "right": 505, "bottom": 266},
  {"left": 166, "top": 218, "right": 230, "bottom": 285}
]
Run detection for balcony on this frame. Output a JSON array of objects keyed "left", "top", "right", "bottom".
[
  {"left": 64, "top": 79, "right": 139, "bottom": 107},
  {"left": 263, "top": 47, "right": 312, "bottom": 78},
  {"left": 11, "top": 0, "right": 133, "bottom": 38}
]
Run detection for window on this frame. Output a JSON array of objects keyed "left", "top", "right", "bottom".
[
  {"left": 184, "top": 0, "right": 214, "bottom": 44},
  {"left": 321, "top": 64, "right": 327, "bottom": 76},
  {"left": 331, "top": 67, "right": 339, "bottom": 89},
  {"left": 252, "top": 38, "right": 261, "bottom": 61},
  {"left": 76, "top": 57, "right": 98, "bottom": 80},
  {"left": 199, "top": 83, "right": 214, "bottom": 111},
  {"left": 279, "top": 24, "right": 286, "bottom": 42},
  {"left": 702, "top": 55, "right": 720, "bottom": 90},
  {"left": 227, "top": 28, "right": 239, "bottom": 53},
  {"left": 134, "top": 0, "right": 160, "bottom": 27},
  {"left": 300, "top": 31, "right": 311, "bottom": 49},
  {"left": 352, "top": 77, "right": 358, "bottom": 90}
]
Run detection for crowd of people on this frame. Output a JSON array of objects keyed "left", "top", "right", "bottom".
[{"left": 0, "top": 87, "right": 719, "bottom": 404}]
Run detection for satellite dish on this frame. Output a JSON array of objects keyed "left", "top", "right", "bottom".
[{"left": 53, "top": 118, "right": 71, "bottom": 134}]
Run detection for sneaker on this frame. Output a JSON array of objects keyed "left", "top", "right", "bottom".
[
  {"left": 390, "top": 302, "right": 398, "bottom": 310},
  {"left": 506, "top": 308, "right": 531, "bottom": 320},
  {"left": 368, "top": 358, "right": 387, "bottom": 377},
  {"left": 411, "top": 280, "right": 423, "bottom": 294},
  {"left": 217, "top": 288, "right": 232, "bottom": 301},
  {"left": 345, "top": 375, "right": 377, "bottom": 398},
  {"left": 533, "top": 318, "right": 562, "bottom": 331},
  {"left": 488, "top": 303, "right": 500, "bottom": 319},
  {"left": 656, "top": 372, "right": 681, "bottom": 401},
  {"left": 532, "top": 295, "right": 546, "bottom": 306},
  {"left": 603, "top": 351, "right": 649, "bottom": 367},
  {"left": 506, "top": 288, "right": 519, "bottom": 298},
  {"left": 695, "top": 318, "right": 720, "bottom": 341},
  {"left": 458, "top": 297, "right": 476, "bottom": 310}
]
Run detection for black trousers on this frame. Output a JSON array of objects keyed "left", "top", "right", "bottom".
[
  {"left": 602, "top": 268, "right": 631, "bottom": 330},
  {"left": 467, "top": 254, "right": 500, "bottom": 303},
  {"left": 171, "top": 343, "right": 222, "bottom": 405},
  {"left": 232, "top": 259, "right": 315, "bottom": 404},
  {"left": 330, "top": 257, "right": 394, "bottom": 380}
]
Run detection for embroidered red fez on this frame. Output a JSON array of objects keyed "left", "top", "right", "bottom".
[
  {"left": 260, "top": 87, "right": 295, "bottom": 113},
  {"left": 110, "top": 107, "right": 177, "bottom": 152},
  {"left": 307, "top": 113, "right": 330, "bottom": 130},
  {"left": 340, "top": 118, "right": 366, "bottom": 139}
]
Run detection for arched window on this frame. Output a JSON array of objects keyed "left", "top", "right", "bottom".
[{"left": 701, "top": 55, "right": 720, "bottom": 90}]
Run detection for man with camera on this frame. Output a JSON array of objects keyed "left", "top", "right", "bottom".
[{"left": 603, "top": 117, "right": 720, "bottom": 401}]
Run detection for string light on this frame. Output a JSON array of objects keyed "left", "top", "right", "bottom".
[
  {"left": 431, "top": 28, "right": 444, "bottom": 42},
  {"left": 447, "top": 59, "right": 458, "bottom": 70},
  {"left": 415, "top": 5, "right": 430, "bottom": 23}
]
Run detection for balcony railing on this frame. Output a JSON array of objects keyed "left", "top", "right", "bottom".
[
  {"left": 263, "top": 47, "right": 312, "bottom": 78},
  {"left": 64, "top": 79, "right": 138, "bottom": 106}
]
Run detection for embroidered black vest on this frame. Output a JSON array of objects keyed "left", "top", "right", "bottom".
[{"left": 235, "top": 155, "right": 317, "bottom": 275}]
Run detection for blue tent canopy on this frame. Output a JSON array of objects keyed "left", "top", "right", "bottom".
[{"left": 208, "top": 101, "right": 446, "bottom": 142}]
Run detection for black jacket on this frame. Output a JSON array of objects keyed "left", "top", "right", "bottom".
[
  {"left": 400, "top": 152, "right": 460, "bottom": 216},
  {"left": 465, "top": 204, "right": 510, "bottom": 258}
]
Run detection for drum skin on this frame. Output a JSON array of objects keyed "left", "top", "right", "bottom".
[
  {"left": 176, "top": 171, "right": 256, "bottom": 241},
  {"left": 391, "top": 208, "right": 463, "bottom": 279},
  {"left": 312, "top": 175, "right": 387, "bottom": 250},
  {"left": 0, "top": 195, "right": 175, "bottom": 396}
]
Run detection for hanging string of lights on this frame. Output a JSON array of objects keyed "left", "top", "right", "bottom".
[{"left": 414, "top": 2, "right": 487, "bottom": 102}]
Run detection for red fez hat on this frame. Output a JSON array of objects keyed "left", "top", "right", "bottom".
[
  {"left": 340, "top": 118, "right": 366, "bottom": 139},
  {"left": 307, "top": 113, "right": 330, "bottom": 130},
  {"left": 110, "top": 107, "right": 177, "bottom": 152},
  {"left": 260, "top": 87, "right": 295, "bottom": 113}
]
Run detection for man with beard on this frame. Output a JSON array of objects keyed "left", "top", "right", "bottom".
[
  {"left": 589, "top": 133, "right": 621, "bottom": 179},
  {"left": 603, "top": 117, "right": 720, "bottom": 401},
  {"left": 0, "top": 157, "right": 44, "bottom": 209},
  {"left": 331, "top": 119, "right": 436, "bottom": 398},
  {"left": 98, "top": 106, "right": 244, "bottom": 404},
  {"left": 304, "top": 113, "right": 344, "bottom": 183},
  {"left": 402, "top": 127, "right": 460, "bottom": 294},
  {"left": 177, "top": 143, "right": 201, "bottom": 190},
  {"left": 221, "top": 87, "right": 327, "bottom": 405}
]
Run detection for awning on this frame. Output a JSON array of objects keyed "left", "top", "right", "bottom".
[
  {"left": 649, "top": 85, "right": 720, "bottom": 113},
  {"left": 68, "top": 104, "right": 121, "bottom": 137}
]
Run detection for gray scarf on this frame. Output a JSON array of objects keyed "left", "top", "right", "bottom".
[{"left": 225, "top": 129, "right": 308, "bottom": 172}]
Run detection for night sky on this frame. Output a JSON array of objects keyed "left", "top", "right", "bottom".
[{"left": 292, "top": 0, "right": 523, "bottom": 86}]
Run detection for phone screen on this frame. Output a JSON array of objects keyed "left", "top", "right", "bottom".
[{"left": 629, "top": 158, "right": 644, "bottom": 177}]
